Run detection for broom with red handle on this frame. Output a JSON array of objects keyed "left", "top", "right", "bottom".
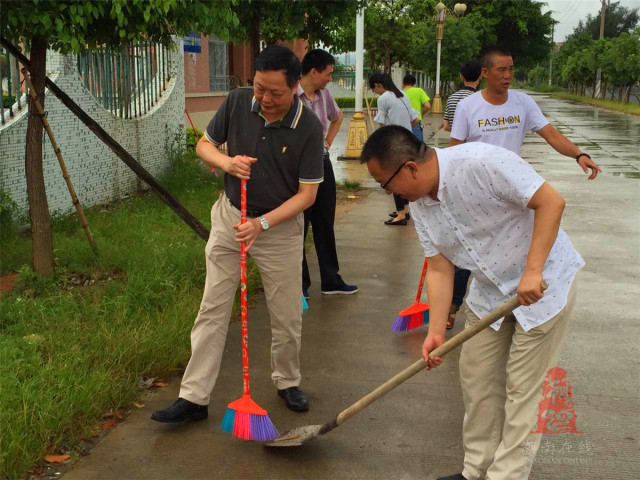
[
  {"left": 221, "top": 179, "right": 279, "bottom": 441},
  {"left": 392, "top": 257, "right": 430, "bottom": 332}
]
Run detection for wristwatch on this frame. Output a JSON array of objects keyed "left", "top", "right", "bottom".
[
  {"left": 258, "top": 215, "right": 270, "bottom": 231},
  {"left": 576, "top": 153, "right": 591, "bottom": 163}
]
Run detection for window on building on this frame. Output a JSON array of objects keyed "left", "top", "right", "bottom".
[{"left": 209, "top": 35, "right": 229, "bottom": 92}]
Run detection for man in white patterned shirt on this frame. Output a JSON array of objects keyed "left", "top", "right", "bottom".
[{"left": 361, "top": 126, "right": 584, "bottom": 480}]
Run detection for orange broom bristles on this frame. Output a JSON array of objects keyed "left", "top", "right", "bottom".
[{"left": 392, "top": 257, "right": 430, "bottom": 332}]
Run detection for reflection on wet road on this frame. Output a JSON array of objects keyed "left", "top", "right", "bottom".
[{"left": 331, "top": 90, "right": 640, "bottom": 184}]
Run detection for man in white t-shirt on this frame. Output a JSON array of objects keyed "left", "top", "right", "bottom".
[
  {"left": 447, "top": 47, "right": 600, "bottom": 332},
  {"left": 450, "top": 47, "right": 601, "bottom": 178},
  {"left": 361, "top": 125, "right": 583, "bottom": 480}
]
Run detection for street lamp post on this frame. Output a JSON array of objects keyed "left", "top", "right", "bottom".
[
  {"left": 343, "top": 7, "right": 368, "bottom": 159},
  {"left": 431, "top": 2, "right": 466, "bottom": 114}
]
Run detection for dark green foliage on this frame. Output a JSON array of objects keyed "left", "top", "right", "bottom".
[
  {"left": 334, "top": 97, "right": 378, "bottom": 109},
  {"left": 186, "top": 127, "right": 204, "bottom": 153}
]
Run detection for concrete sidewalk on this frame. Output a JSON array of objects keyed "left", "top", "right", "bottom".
[{"left": 63, "top": 94, "right": 639, "bottom": 479}]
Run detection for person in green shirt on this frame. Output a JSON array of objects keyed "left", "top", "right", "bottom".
[{"left": 402, "top": 74, "right": 431, "bottom": 142}]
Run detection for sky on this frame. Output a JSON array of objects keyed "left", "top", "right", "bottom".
[{"left": 544, "top": 0, "right": 640, "bottom": 42}]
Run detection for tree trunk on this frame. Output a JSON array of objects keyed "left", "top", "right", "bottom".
[
  {"left": 25, "top": 35, "right": 55, "bottom": 277},
  {"left": 619, "top": 84, "right": 624, "bottom": 102},
  {"left": 623, "top": 81, "right": 633, "bottom": 104},
  {"left": 601, "top": 81, "right": 607, "bottom": 99},
  {"left": 249, "top": 12, "right": 260, "bottom": 80},
  {"left": 384, "top": 44, "right": 391, "bottom": 73}
]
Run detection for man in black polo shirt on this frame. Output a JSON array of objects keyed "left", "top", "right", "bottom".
[{"left": 152, "top": 45, "right": 324, "bottom": 422}]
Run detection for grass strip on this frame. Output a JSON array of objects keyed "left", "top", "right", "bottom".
[
  {"left": 0, "top": 151, "right": 262, "bottom": 479},
  {"left": 549, "top": 92, "right": 640, "bottom": 116}
]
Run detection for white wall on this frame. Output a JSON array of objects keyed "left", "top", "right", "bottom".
[{"left": 0, "top": 39, "right": 185, "bottom": 215}]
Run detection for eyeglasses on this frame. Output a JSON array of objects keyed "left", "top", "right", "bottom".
[{"left": 380, "top": 161, "right": 408, "bottom": 190}]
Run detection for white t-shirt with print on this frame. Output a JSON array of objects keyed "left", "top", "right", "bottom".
[{"left": 450, "top": 90, "right": 549, "bottom": 154}]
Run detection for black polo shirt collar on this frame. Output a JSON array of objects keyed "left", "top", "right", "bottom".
[{"left": 251, "top": 95, "right": 303, "bottom": 129}]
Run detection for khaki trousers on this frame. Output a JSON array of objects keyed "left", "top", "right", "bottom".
[
  {"left": 460, "top": 279, "right": 578, "bottom": 480},
  {"left": 179, "top": 195, "right": 304, "bottom": 405}
]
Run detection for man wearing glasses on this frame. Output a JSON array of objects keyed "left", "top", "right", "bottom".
[{"left": 361, "top": 125, "right": 583, "bottom": 480}]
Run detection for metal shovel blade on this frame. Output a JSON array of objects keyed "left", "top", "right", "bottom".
[{"left": 264, "top": 424, "right": 323, "bottom": 447}]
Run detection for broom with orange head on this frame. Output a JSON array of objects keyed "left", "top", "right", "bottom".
[
  {"left": 392, "top": 257, "right": 430, "bottom": 332},
  {"left": 221, "top": 179, "right": 279, "bottom": 441}
]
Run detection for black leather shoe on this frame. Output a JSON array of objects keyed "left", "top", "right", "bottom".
[
  {"left": 389, "top": 211, "right": 398, "bottom": 218},
  {"left": 437, "top": 474, "right": 467, "bottom": 480},
  {"left": 384, "top": 217, "right": 408, "bottom": 226},
  {"left": 277, "top": 387, "right": 309, "bottom": 412},
  {"left": 151, "top": 398, "right": 208, "bottom": 423}
]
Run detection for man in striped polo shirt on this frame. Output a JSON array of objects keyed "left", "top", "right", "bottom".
[{"left": 443, "top": 60, "right": 482, "bottom": 132}]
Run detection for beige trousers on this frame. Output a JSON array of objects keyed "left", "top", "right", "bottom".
[
  {"left": 460, "top": 279, "right": 578, "bottom": 480},
  {"left": 179, "top": 195, "right": 304, "bottom": 405}
]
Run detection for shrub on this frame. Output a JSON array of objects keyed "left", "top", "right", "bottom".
[
  {"left": 338, "top": 180, "right": 362, "bottom": 191},
  {"left": 186, "top": 127, "right": 204, "bottom": 153},
  {"left": 334, "top": 97, "right": 378, "bottom": 109},
  {"left": 0, "top": 190, "right": 17, "bottom": 241}
]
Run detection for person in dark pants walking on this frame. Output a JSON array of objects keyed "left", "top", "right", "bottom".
[
  {"left": 443, "top": 60, "right": 481, "bottom": 328},
  {"left": 298, "top": 49, "right": 358, "bottom": 298}
]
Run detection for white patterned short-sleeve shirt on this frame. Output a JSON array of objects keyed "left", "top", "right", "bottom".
[{"left": 410, "top": 142, "right": 584, "bottom": 331}]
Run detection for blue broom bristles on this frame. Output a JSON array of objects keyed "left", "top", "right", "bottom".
[
  {"left": 221, "top": 407, "right": 236, "bottom": 434},
  {"left": 220, "top": 406, "right": 280, "bottom": 441},
  {"left": 391, "top": 309, "right": 429, "bottom": 332}
]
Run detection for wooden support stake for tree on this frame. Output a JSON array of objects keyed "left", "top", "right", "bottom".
[
  {"left": 1, "top": 36, "right": 210, "bottom": 241},
  {"left": 22, "top": 68, "right": 98, "bottom": 253},
  {"left": 363, "top": 86, "right": 376, "bottom": 133}
]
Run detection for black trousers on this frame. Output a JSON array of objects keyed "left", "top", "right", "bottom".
[
  {"left": 453, "top": 266, "right": 471, "bottom": 307},
  {"left": 302, "top": 153, "right": 343, "bottom": 291},
  {"left": 393, "top": 193, "right": 409, "bottom": 211}
]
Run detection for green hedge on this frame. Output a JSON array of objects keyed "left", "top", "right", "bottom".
[
  {"left": 186, "top": 127, "right": 204, "bottom": 152},
  {"left": 334, "top": 97, "right": 378, "bottom": 109}
]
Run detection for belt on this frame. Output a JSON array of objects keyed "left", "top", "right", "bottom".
[{"left": 228, "top": 198, "right": 269, "bottom": 218}]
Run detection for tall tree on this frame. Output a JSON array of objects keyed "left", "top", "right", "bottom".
[
  {"left": 601, "top": 30, "right": 640, "bottom": 103},
  {"left": 1, "top": 0, "right": 238, "bottom": 276},
  {"left": 464, "top": 0, "right": 555, "bottom": 70},
  {"left": 551, "top": 32, "right": 593, "bottom": 86},
  {"left": 326, "top": 0, "right": 436, "bottom": 73},
  {"left": 409, "top": 12, "right": 484, "bottom": 85},
  {"left": 571, "top": 1, "right": 639, "bottom": 40},
  {"left": 228, "top": 0, "right": 362, "bottom": 74}
]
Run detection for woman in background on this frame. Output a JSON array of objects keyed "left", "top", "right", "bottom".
[{"left": 369, "top": 73, "right": 419, "bottom": 226}]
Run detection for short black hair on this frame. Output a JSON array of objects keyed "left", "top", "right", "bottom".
[
  {"left": 361, "top": 125, "right": 429, "bottom": 169},
  {"left": 460, "top": 60, "right": 482, "bottom": 82},
  {"left": 480, "top": 47, "right": 512, "bottom": 69},
  {"left": 301, "top": 49, "right": 335, "bottom": 75},
  {"left": 403, "top": 74, "right": 417, "bottom": 86},
  {"left": 255, "top": 45, "right": 301, "bottom": 88}
]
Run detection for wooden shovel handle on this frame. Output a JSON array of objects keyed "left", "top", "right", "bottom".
[{"left": 333, "top": 281, "right": 547, "bottom": 428}]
